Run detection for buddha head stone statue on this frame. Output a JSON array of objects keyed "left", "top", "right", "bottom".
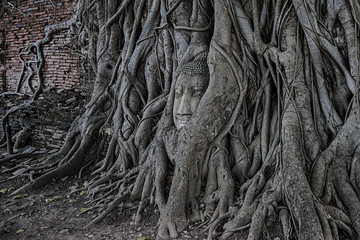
[{"left": 173, "top": 52, "right": 210, "bottom": 129}]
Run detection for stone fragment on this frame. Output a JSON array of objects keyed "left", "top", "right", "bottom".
[{"left": 23, "top": 147, "right": 37, "bottom": 153}]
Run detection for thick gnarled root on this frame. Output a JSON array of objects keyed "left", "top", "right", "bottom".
[{"left": 157, "top": 212, "right": 188, "bottom": 239}]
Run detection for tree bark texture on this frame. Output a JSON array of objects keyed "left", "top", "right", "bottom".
[{"left": 2, "top": 0, "right": 360, "bottom": 239}]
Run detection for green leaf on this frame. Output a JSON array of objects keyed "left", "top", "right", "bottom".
[
  {"left": 80, "top": 189, "right": 87, "bottom": 195},
  {"left": 4, "top": 228, "right": 11, "bottom": 233},
  {"left": 16, "top": 229, "right": 25, "bottom": 234},
  {"left": 37, "top": 157, "right": 46, "bottom": 163},
  {"left": 46, "top": 195, "right": 63, "bottom": 203},
  {"left": 69, "top": 199, "right": 77, "bottom": 203},
  {"left": 13, "top": 194, "right": 28, "bottom": 199},
  {"left": 0, "top": 188, "right": 8, "bottom": 194},
  {"left": 80, "top": 208, "right": 87, "bottom": 212},
  {"left": 104, "top": 127, "right": 114, "bottom": 135}
]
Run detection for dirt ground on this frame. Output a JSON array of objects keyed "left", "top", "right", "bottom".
[
  {"left": 0, "top": 150, "right": 154, "bottom": 240},
  {"left": 0, "top": 145, "right": 214, "bottom": 240},
  {"left": 0, "top": 145, "right": 285, "bottom": 240}
]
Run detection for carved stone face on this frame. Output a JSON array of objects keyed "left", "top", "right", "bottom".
[{"left": 173, "top": 73, "right": 209, "bottom": 129}]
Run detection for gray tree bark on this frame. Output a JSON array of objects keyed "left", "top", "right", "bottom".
[{"left": 2, "top": 0, "right": 360, "bottom": 239}]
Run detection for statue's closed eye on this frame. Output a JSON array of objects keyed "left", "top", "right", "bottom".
[
  {"left": 175, "top": 88, "right": 182, "bottom": 95},
  {"left": 192, "top": 90, "right": 204, "bottom": 97}
]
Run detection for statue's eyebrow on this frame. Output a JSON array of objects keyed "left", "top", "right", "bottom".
[{"left": 190, "top": 86, "right": 205, "bottom": 92}]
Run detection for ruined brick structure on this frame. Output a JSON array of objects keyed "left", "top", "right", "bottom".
[
  {"left": 0, "top": 0, "right": 92, "bottom": 148},
  {"left": 0, "top": 0, "right": 91, "bottom": 93}
]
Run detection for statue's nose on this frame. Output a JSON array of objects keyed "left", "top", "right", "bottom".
[{"left": 177, "top": 94, "right": 192, "bottom": 115}]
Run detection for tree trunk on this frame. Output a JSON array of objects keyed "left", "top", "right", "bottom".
[{"left": 3, "top": 0, "right": 360, "bottom": 239}]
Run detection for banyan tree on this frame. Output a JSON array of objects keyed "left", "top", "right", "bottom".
[{"left": 2, "top": 0, "right": 360, "bottom": 239}]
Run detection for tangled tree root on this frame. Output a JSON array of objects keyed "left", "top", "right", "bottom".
[{"left": 2, "top": 0, "right": 360, "bottom": 239}]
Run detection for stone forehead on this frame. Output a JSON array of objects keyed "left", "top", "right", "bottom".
[{"left": 179, "top": 52, "right": 209, "bottom": 76}]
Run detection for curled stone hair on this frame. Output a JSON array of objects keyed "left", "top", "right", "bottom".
[{"left": 179, "top": 52, "right": 209, "bottom": 77}]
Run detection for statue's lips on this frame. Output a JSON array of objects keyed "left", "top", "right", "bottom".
[{"left": 176, "top": 114, "right": 191, "bottom": 124}]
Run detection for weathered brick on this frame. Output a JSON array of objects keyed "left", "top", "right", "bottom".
[{"left": 1, "top": 0, "right": 92, "bottom": 93}]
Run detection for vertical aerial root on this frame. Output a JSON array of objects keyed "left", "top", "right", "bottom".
[
  {"left": 279, "top": 208, "right": 291, "bottom": 240},
  {"left": 248, "top": 137, "right": 262, "bottom": 178},
  {"left": 43, "top": 116, "right": 83, "bottom": 165},
  {"left": 58, "top": 136, "right": 82, "bottom": 166},
  {"left": 325, "top": 205, "right": 351, "bottom": 224},
  {"left": 247, "top": 203, "right": 267, "bottom": 240},
  {"left": 315, "top": 201, "right": 333, "bottom": 239},
  {"left": 212, "top": 170, "right": 233, "bottom": 222},
  {"left": 203, "top": 146, "right": 234, "bottom": 223},
  {"left": 189, "top": 199, "right": 203, "bottom": 223},
  {"left": 313, "top": 200, "right": 353, "bottom": 239},
  {"left": 157, "top": 220, "right": 179, "bottom": 239},
  {"left": 333, "top": 219, "right": 354, "bottom": 239},
  {"left": 206, "top": 211, "right": 231, "bottom": 240},
  {"left": 333, "top": 159, "right": 360, "bottom": 237},
  {"left": 311, "top": 149, "right": 334, "bottom": 198},
  {"left": 221, "top": 200, "right": 259, "bottom": 239},
  {"left": 135, "top": 198, "right": 149, "bottom": 224},
  {"left": 92, "top": 134, "right": 117, "bottom": 175},
  {"left": 242, "top": 174, "right": 267, "bottom": 207},
  {"left": 329, "top": 220, "right": 340, "bottom": 240},
  {"left": 134, "top": 96, "right": 166, "bottom": 155},
  {"left": 350, "top": 145, "right": 360, "bottom": 197},
  {"left": 130, "top": 163, "right": 150, "bottom": 201},
  {"left": 133, "top": 171, "right": 153, "bottom": 223},
  {"left": 154, "top": 143, "right": 167, "bottom": 210}
]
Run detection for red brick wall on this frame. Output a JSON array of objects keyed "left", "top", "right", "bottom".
[{"left": 0, "top": 0, "right": 91, "bottom": 93}]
